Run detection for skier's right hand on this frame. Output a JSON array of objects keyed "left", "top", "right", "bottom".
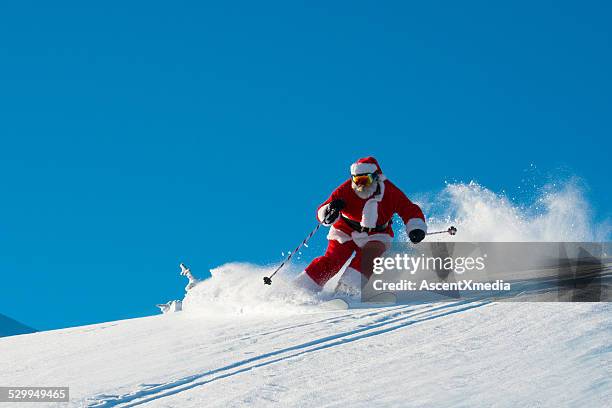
[{"left": 321, "top": 199, "right": 345, "bottom": 226}]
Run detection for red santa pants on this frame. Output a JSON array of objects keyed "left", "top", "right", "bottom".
[{"left": 304, "top": 239, "right": 388, "bottom": 287}]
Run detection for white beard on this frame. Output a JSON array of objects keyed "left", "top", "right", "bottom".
[{"left": 352, "top": 181, "right": 377, "bottom": 199}]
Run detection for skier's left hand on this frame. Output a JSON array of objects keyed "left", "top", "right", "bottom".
[{"left": 408, "top": 229, "right": 426, "bottom": 244}]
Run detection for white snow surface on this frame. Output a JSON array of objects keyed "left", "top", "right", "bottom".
[
  {"left": 1, "top": 296, "right": 610, "bottom": 407},
  {"left": 1, "top": 182, "right": 610, "bottom": 407}
]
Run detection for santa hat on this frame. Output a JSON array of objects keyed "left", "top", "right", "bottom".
[{"left": 350, "top": 156, "right": 382, "bottom": 175}]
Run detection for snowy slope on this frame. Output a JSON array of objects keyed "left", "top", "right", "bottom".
[{"left": 1, "top": 298, "right": 610, "bottom": 407}]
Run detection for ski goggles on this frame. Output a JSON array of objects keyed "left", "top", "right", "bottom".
[{"left": 351, "top": 173, "right": 376, "bottom": 187}]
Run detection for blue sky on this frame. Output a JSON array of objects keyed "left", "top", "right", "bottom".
[{"left": 1, "top": 1, "right": 610, "bottom": 330}]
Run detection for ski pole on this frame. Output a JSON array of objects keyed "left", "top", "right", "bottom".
[
  {"left": 264, "top": 223, "right": 322, "bottom": 285},
  {"left": 426, "top": 226, "right": 458, "bottom": 236}
]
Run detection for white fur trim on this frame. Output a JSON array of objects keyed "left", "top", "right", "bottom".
[
  {"left": 294, "top": 271, "right": 323, "bottom": 293},
  {"left": 337, "top": 266, "right": 363, "bottom": 290},
  {"left": 327, "top": 226, "right": 353, "bottom": 244},
  {"left": 360, "top": 179, "right": 385, "bottom": 228},
  {"left": 317, "top": 203, "right": 330, "bottom": 224},
  {"left": 405, "top": 217, "right": 427, "bottom": 234},
  {"left": 351, "top": 231, "right": 392, "bottom": 248},
  {"left": 327, "top": 226, "right": 393, "bottom": 248},
  {"left": 361, "top": 197, "right": 378, "bottom": 227},
  {"left": 351, "top": 162, "right": 378, "bottom": 175}
]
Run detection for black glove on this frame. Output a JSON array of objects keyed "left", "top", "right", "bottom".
[
  {"left": 408, "top": 229, "right": 426, "bottom": 244},
  {"left": 323, "top": 199, "right": 345, "bottom": 225}
]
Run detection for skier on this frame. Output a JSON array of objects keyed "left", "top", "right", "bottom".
[{"left": 294, "top": 157, "right": 427, "bottom": 297}]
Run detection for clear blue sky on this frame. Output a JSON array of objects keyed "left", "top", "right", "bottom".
[{"left": 1, "top": 1, "right": 610, "bottom": 330}]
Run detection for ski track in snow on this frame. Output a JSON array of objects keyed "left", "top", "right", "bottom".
[
  {"left": 86, "top": 300, "right": 490, "bottom": 407},
  {"left": 2, "top": 294, "right": 610, "bottom": 407}
]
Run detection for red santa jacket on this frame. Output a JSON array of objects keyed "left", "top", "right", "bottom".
[{"left": 316, "top": 176, "right": 426, "bottom": 246}]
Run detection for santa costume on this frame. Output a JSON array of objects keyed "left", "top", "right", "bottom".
[{"left": 295, "top": 157, "right": 427, "bottom": 296}]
